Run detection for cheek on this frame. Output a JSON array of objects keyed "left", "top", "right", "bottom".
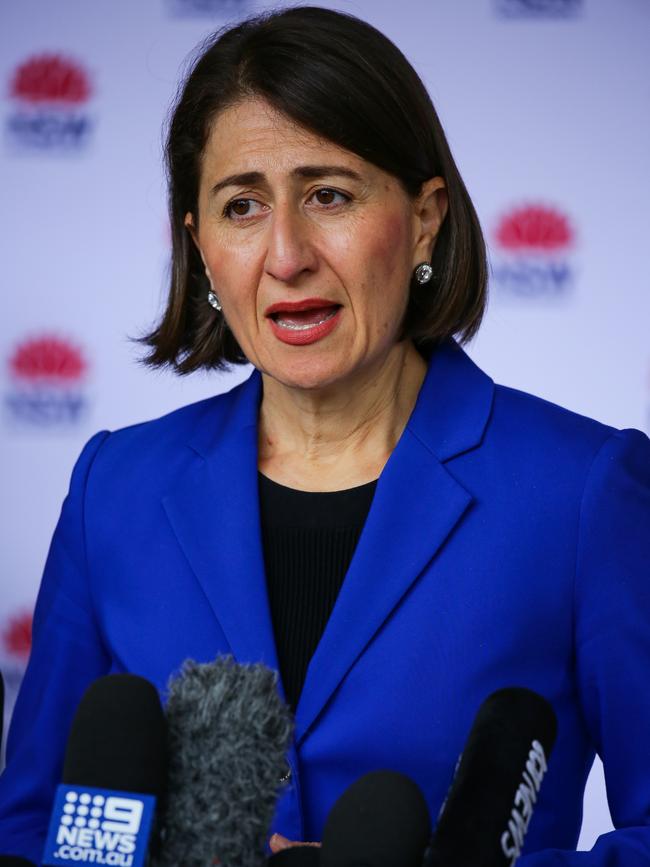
[
  {"left": 364, "top": 215, "right": 412, "bottom": 310},
  {"left": 368, "top": 214, "right": 410, "bottom": 279}
]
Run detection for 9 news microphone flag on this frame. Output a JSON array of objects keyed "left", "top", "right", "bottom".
[{"left": 42, "top": 674, "right": 167, "bottom": 867}]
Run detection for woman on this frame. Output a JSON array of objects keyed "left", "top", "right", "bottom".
[{"left": 1, "top": 7, "right": 649, "bottom": 864}]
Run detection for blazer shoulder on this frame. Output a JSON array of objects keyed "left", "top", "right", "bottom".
[
  {"left": 491, "top": 382, "right": 619, "bottom": 456},
  {"left": 81, "top": 372, "right": 254, "bottom": 491}
]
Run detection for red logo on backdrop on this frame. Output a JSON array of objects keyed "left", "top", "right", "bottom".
[
  {"left": 10, "top": 55, "right": 92, "bottom": 105},
  {"left": 10, "top": 336, "right": 87, "bottom": 383},
  {"left": 5, "top": 335, "right": 90, "bottom": 426},
  {"left": 495, "top": 206, "right": 573, "bottom": 252},
  {"left": 2, "top": 612, "right": 32, "bottom": 662},
  {"left": 6, "top": 53, "right": 94, "bottom": 150},
  {"left": 491, "top": 203, "right": 576, "bottom": 298}
]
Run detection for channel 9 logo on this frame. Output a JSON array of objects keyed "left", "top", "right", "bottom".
[{"left": 43, "top": 786, "right": 155, "bottom": 867}]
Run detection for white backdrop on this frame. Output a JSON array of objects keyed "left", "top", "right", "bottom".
[{"left": 2, "top": 0, "right": 649, "bottom": 851}]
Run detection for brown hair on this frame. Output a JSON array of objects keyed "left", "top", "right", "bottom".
[{"left": 142, "top": 6, "right": 487, "bottom": 373}]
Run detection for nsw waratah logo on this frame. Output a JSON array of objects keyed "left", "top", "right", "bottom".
[
  {"left": 6, "top": 54, "right": 94, "bottom": 150},
  {"left": 5, "top": 335, "right": 89, "bottom": 426},
  {"left": 2, "top": 611, "right": 32, "bottom": 663},
  {"left": 490, "top": 204, "right": 576, "bottom": 298},
  {"left": 166, "top": 0, "right": 251, "bottom": 16},
  {"left": 495, "top": 0, "right": 583, "bottom": 17}
]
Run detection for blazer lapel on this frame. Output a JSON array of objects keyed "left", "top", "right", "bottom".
[
  {"left": 161, "top": 341, "right": 494, "bottom": 733},
  {"left": 295, "top": 341, "right": 495, "bottom": 744},
  {"left": 162, "top": 371, "right": 282, "bottom": 675}
]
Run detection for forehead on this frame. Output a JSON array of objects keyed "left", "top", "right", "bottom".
[{"left": 201, "top": 97, "right": 376, "bottom": 182}]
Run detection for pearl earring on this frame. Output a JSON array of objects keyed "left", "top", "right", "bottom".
[
  {"left": 414, "top": 262, "right": 434, "bottom": 284},
  {"left": 207, "top": 290, "right": 222, "bottom": 312}
]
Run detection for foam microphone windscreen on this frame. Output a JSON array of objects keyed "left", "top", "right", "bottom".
[
  {"left": 62, "top": 673, "right": 167, "bottom": 796},
  {"left": 424, "top": 687, "right": 558, "bottom": 867},
  {"left": 155, "top": 655, "right": 293, "bottom": 867},
  {"left": 321, "top": 770, "right": 431, "bottom": 867}
]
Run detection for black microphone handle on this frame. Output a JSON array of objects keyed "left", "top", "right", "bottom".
[
  {"left": 425, "top": 687, "right": 558, "bottom": 867},
  {"left": 267, "top": 846, "right": 321, "bottom": 865},
  {"left": 0, "top": 856, "right": 37, "bottom": 866}
]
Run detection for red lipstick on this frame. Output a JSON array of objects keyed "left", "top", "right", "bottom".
[{"left": 265, "top": 297, "right": 342, "bottom": 346}]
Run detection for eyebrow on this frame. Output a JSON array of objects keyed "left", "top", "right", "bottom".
[{"left": 208, "top": 165, "right": 365, "bottom": 197}]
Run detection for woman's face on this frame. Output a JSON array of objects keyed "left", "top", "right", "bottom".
[{"left": 188, "top": 98, "right": 446, "bottom": 391}]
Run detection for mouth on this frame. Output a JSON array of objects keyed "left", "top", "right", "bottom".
[
  {"left": 265, "top": 298, "right": 341, "bottom": 325},
  {"left": 265, "top": 298, "right": 342, "bottom": 346}
]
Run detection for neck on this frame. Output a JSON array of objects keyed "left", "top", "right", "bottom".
[{"left": 258, "top": 342, "right": 427, "bottom": 491}]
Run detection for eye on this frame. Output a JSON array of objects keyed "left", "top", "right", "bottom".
[
  {"left": 223, "top": 198, "right": 265, "bottom": 220},
  {"left": 310, "top": 188, "right": 350, "bottom": 207}
]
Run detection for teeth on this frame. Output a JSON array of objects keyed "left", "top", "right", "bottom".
[{"left": 275, "top": 309, "right": 338, "bottom": 331}]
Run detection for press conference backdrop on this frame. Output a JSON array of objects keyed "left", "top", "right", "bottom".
[{"left": 1, "top": 0, "right": 648, "bottom": 850}]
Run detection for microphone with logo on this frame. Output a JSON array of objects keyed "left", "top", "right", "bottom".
[
  {"left": 153, "top": 655, "right": 294, "bottom": 867},
  {"left": 423, "top": 687, "right": 558, "bottom": 867},
  {"left": 41, "top": 674, "right": 167, "bottom": 867}
]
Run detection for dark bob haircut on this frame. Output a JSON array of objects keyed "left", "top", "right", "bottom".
[{"left": 142, "top": 5, "right": 487, "bottom": 373}]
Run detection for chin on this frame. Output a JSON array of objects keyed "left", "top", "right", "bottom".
[{"left": 263, "top": 354, "right": 355, "bottom": 393}]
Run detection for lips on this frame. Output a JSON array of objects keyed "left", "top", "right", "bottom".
[
  {"left": 265, "top": 297, "right": 342, "bottom": 346},
  {"left": 264, "top": 298, "right": 341, "bottom": 324}
]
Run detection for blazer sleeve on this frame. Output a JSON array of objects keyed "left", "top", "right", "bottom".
[
  {"left": 0, "top": 431, "right": 112, "bottom": 864},
  {"left": 520, "top": 428, "right": 650, "bottom": 866}
]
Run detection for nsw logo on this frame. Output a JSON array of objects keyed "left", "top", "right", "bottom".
[
  {"left": 490, "top": 204, "right": 576, "bottom": 299},
  {"left": 1, "top": 610, "right": 33, "bottom": 766},
  {"left": 5, "top": 335, "right": 89, "bottom": 426},
  {"left": 43, "top": 786, "right": 156, "bottom": 867},
  {"left": 2, "top": 611, "right": 32, "bottom": 663},
  {"left": 6, "top": 54, "right": 93, "bottom": 151},
  {"left": 166, "top": 0, "right": 251, "bottom": 16},
  {"left": 495, "top": 0, "right": 583, "bottom": 17}
]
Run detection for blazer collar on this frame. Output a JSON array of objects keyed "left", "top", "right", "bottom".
[{"left": 163, "top": 340, "right": 494, "bottom": 735}]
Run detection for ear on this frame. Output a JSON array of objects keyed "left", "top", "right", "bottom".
[
  {"left": 184, "top": 212, "right": 199, "bottom": 247},
  {"left": 185, "top": 212, "right": 215, "bottom": 289},
  {"left": 412, "top": 177, "right": 448, "bottom": 266}
]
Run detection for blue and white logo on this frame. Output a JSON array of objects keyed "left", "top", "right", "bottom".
[
  {"left": 43, "top": 785, "right": 156, "bottom": 867},
  {"left": 165, "top": 0, "right": 251, "bottom": 17},
  {"left": 495, "top": 0, "right": 583, "bottom": 17}
]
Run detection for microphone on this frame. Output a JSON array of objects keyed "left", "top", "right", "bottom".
[
  {"left": 0, "top": 857, "right": 37, "bottom": 866},
  {"left": 320, "top": 770, "right": 431, "bottom": 867},
  {"left": 41, "top": 674, "right": 167, "bottom": 867},
  {"left": 154, "top": 655, "right": 293, "bottom": 867},
  {"left": 424, "top": 687, "right": 558, "bottom": 867},
  {"left": 268, "top": 847, "right": 321, "bottom": 865}
]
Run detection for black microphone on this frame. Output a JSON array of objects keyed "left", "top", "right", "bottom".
[
  {"left": 154, "top": 655, "right": 293, "bottom": 867},
  {"left": 41, "top": 673, "right": 167, "bottom": 867},
  {"left": 268, "top": 847, "right": 321, "bottom": 865},
  {"left": 424, "top": 687, "right": 558, "bottom": 867},
  {"left": 0, "top": 857, "right": 37, "bottom": 866},
  {"left": 320, "top": 770, "right": 431, "bottom": 867}
]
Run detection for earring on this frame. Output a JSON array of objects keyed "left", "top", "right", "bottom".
[
  {"left": 207, "top": 290, "right": 222, "bottom": 312},
  {"left": 414, "top": 262, "right": 434, "bottom": 285}
]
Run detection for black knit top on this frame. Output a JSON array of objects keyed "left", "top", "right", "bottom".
[{"left": 258, "top": 472, "right": 377, "bottom": 713}]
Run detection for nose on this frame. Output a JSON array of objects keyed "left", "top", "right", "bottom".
[{"left": 264, "top": 204, "right": 318, "bottom": 284}]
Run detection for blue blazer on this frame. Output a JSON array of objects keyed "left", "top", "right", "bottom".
[{"left": 1, "top": 341, "right": 649, "bottom": 865}]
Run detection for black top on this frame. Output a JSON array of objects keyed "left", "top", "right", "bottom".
[{"left": 258, "top": 472, "right": 377, "bottom": 713}]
